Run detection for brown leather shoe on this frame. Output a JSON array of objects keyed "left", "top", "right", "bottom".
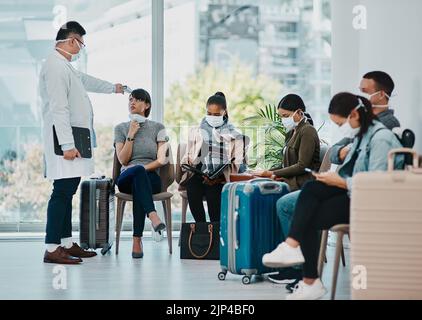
[
  {"left": 64, "top": 243, "right": 97, "bottom": 258},
  {"left": 44, "top": 247, "right": 82, "bottom": 264}
]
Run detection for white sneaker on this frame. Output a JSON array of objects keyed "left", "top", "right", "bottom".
[
  {"left": 286, "top": 279, "right": 328, "bottom": 300},
  {"left": 262, "top": 242, "right": 305, "bottom": 268}
]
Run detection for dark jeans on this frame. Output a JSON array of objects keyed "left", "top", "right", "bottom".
[
  {"left": 186, "top": 174, "right": 224, "bottom": 222},
  {"left": 45, "top": 177, "right": 81, "bottom": 244},
  {"left": 288, "top": 181, "right": 350, "bottom": 279},
  {"left": 117, "top": 165, "right": 161, "bottom": 237}
]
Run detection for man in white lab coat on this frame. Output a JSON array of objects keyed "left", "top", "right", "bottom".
[{"left": 39, "top": 21, "right": 124, "bottom": 264}]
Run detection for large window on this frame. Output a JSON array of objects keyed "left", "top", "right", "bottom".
[
  {"left": 163, "top": 0, "right": 332, "bottom": 221},
  {"left": 0, "top": 0, "right": 152, "bottom": 231},
  {"left": 0, "top": 0, "right": 332, "bottom": 232}
]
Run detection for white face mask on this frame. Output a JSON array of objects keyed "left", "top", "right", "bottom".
[
  {"left": 56, "top": 38, "right": 83, "bottom": 62},
  {"left": 338, "top": 119, "right": 360, "bottom": 139},
  {"left": 205, "top": 115, "right": 224, "bottom": 128},
  {"left": 129, "top": 113, "right": 147, "bottom": 123},
  {"left": 281, "top": 110, "right": 300, "bottom": 132},
  {"left": 363, "top": 91, "right": 390, "bottom": 108},
  {"left": 337, "top": 99, "right": 364, "bottom": 138}
]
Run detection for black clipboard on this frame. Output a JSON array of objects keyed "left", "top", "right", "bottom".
[
  {"left": 182, "top": 159, "right": 233, "bottom": 180},
  {"left": 53, "top": 125, "right": 92, "bottom": 159}
]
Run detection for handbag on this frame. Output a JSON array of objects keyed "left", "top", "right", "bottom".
[{"left": 180, "top": 222, "right": 220, "bottom": 260}]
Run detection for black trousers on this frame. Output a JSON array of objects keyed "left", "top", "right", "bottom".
[
  {"left": 186, "top": 174, "right": 223, "bottom": 222},
  {"left": 288, "top": 181, "right": 350, "bottom": 279},
  {"left": 45, "top": 177, "right": 81, "bottom": 244}
]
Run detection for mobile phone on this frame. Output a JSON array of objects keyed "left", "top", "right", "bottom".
[{"left": 305, "top": 168, "right": 317, "bottom": 174}]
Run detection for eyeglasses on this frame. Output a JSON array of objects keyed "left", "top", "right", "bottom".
[{"left": 73, "top": 37, "right": 86, "bottom": 49}]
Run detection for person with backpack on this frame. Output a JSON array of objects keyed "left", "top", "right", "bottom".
[{"left": 262, "top": 92, "right": 403, "bottom": 300}]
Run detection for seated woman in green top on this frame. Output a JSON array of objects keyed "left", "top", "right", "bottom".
[{"left": 255, "top": 94, "right": 321, "bottom": 191}]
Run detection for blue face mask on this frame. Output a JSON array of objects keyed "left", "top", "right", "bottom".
[{"left": 205, "top": 115, "right": 224, "bottom": 128}]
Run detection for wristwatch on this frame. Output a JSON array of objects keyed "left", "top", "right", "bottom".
[{"left": 127, "top": 137, "right": 135, "bottom": 142}]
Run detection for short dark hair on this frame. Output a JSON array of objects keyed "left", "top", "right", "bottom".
[
  {"left": 56, "top": 21, "right": 86, "bottom": 41},
  {"left": 131, "top": 89, "right": 152, "bottom": 118},
  {"left": 328, "top": 92, "right": 375, "bottom": 138},
  {"left": 207, "top": 91, "right": 228, "bottom": 120},
  {"left": 363, "top": 71, "right": 395, "bottom": 98}
]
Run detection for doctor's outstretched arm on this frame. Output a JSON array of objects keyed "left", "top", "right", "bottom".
[{"left": 78, "top": 71, "right": 124, "bottom": 94}]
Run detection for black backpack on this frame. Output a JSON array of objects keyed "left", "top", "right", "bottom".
[{"left": 392, "top": 128, "right": 416, "bottom": 165}]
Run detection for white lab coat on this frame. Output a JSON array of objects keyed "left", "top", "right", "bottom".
[{"left": 39, "top": 50, "right": 115, "bottom": 180}]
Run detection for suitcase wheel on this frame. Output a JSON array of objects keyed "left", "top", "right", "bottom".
[
  {"left": 218, "top": 271, "right": 227, "bottom": 281},
  {"left": 242, "top": 276, "right": 251, "bottom": 285}
]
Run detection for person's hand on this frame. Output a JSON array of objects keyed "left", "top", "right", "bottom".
[
  {"left": 63, "top": 148, "right": 81, "bottom": 160},
  {"left": 272, "top": 175, "right": 286, "bottom": 182},
  {"left": 114, "top": 83, "right": 124, "bottom": 94},
  {"left": 128, "top": 120, "right": 140, "bottom": 139},
  {"left": 203, "top": 176, "right": 225, "bottom": 186},
  {"left": 314, "top": 172, "right": 347, "bottom": 189},
  {"left": 251, "top": 170, "right": 273, "bottom": 178},
  {"left": 339, "top": 145, "right": 350, "bottom": 162}
]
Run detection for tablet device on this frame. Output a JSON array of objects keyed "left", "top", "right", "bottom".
[{"left": 182, "top": 160, "right": 232, "bottom": 180}]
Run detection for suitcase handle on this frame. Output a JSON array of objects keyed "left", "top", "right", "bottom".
[
  {"left": 388, "top": 148, "right": 419, "bottom": 171},
  {"left": 234, "top": 212, "right": 240, "bottom": 250},
  {"left": 258, "top": 182, "right": 283, "bottom": 195},
  {"left": 248, "top": 178, "right": 273, "bottom": 183}
]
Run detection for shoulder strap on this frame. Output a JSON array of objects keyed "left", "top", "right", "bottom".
[
  {"left": 370, "top": 127, "right": 389, "bottom": 142},
  {"left": 365, "top": 127, "right": 390, "bottom": 156}
]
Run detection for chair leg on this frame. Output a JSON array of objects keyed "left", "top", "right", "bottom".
[
  {"left": 331, "top": 231, "right": 344, "bottom": 300},
  {"left": 115, "top": 198, "right": 126, "bottom": 255},
  {"left": 179, "top": 197, "right": 188, "bottom": 247},
  {"left": 162, "top": 200, "right": 173, "bottom": 255},
  {"left": 318, "top": 230, "right": 329, "bottom": 277},
  {"left": 341, "top": 232, "right": 350, "bottom": 267}
]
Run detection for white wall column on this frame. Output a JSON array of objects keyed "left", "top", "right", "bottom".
[
  {"left": 332, "top": 0, "right": 422, "bottom": 151},
  {"left": 152, "top": 0, "right": 164, "bottom": 123}
]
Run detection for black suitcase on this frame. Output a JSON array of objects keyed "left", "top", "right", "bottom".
[{"left": 79, "top": 177, "right": 115, "bottom": 255}]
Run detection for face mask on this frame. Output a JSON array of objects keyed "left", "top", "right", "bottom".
[
  {"left": 338, "top": 120, "right": 360, "bottom": 139},
  {"left": 281, "top": 110, "right": 300, "bottom": 132},
  {"left": 129, "top": 113, "right": 147, "bottom": 123},
  {"left": 56, "top": 38, "right": 82, "bottom": 62},
  {"left": 338, "top": 99, "right": 364, "bottom": 138},
  {"left": 363, "top": 91, "right": 390, "bottom": 108},
  {"left": 205, "top": 115, "right": 224, "bottom": 128}
]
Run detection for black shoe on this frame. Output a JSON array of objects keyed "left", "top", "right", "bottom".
[
  {"left": 286, "top": 278, "right": 301, "bottom": 293},
  {"left": 268, "top": 268, "right": 302, "bottom": 284},
  {"left": 153, "top": 222, "right": 166, "bottom": 233}
]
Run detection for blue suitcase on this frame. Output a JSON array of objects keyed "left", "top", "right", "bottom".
[{"left": 218, "top": 179, "right": 290, "bottom": 284}]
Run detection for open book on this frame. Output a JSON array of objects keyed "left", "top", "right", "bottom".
[{"left": 182, "top": 159, "right": 233, "bottom": 180}]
